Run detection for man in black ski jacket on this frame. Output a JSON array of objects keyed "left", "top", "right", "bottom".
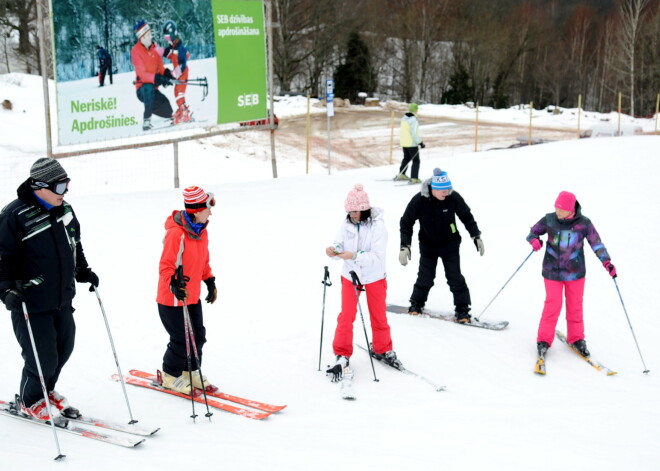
[
  {"left": 399, "top": 168, "right": 484, "bottom": 323},
  {"left": 0, "top": 158, "right": 99, "bottom": 420}
]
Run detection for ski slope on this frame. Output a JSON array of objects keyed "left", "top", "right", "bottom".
[{"left": 0, "top": 73, "right": 659, "bottom": 470}]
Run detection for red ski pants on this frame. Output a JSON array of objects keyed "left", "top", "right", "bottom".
[
  {"left": 537, "top": 277, "right": 586, "bottom": 346},
  {"left": 332, "top": 277, "right": 392, "bottom": 357}
]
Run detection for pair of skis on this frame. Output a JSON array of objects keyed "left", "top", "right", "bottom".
[
  {"left": 534, "top": 331, "right": 617, "bottom": 376},
  {"left": 113, "top": 370, "right": 286, "bottom": 420},
  {"left": 0, "top": 398, "right": 158, "bottom": 448},
  {"left": 386, "top": 304, "right": 509, "bottom": 331},
  {"left": 328, "top": 346, "right": 446, "bottom": 400}
]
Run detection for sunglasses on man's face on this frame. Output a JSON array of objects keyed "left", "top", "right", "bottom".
[{"left": 34, "top": 178, "right": 70, "bottom": 195}]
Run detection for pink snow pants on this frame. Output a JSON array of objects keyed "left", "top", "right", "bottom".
[
  {"left": 332, "top": 277, "right": 393, "bottom": 357},
  {"left": 537, "top": 278, "right": 586, "bottom": 346}
]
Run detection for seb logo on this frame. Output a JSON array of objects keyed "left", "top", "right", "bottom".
[{"left": 238, "top": 94, "right": 260, "bottom": 107}]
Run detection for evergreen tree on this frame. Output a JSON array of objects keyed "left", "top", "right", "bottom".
[
  {"left": 442, "top": 65, "right": 474, "bottom": 105},
  {"left": 334, "top": 31, "right": 376, "bottom": 102}
]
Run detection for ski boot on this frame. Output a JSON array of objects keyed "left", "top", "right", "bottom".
[
  {"left": 172, "top": 104, "right": 193, "bottom": 124},
  {"left": 395, "top": 174, "right": 410, "bottom": 181},
  {"left": 326, "top": 355, "right": 349, "bottom": 382},
  {"left": 371, "top": 346, "right": 403, "bottom": 370},
  {"left": 537, "top": 341, "right": 549, "bottom": 357},
  {"left": 20, "top": 398, "right": 52, "bottom": 421},
  {"left": 409, "top": 178, "right": 422, "bottom": 184},
  {"left": 157, "top": 369, "right": 193, "bottom": 395},
  {"left": 142, "top": 118, "right": 153, "bottom": 131},
  {"left": 572, "top": 339, "right": 590, "bottom": 358},
  {"left": 183, "top": 369, "right": 218, "bottom": 393},
  {"left": 49, "top": 391, "right": 80, "bottom": 418}
]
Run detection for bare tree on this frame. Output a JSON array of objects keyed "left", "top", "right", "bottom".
[{"left": 614, "top": 0, "right": 650, "bottom": 115}]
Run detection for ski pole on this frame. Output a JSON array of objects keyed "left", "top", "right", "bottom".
[
  {"left": 175, "top": 266, "right": 197, "bottom": 421},
  {"left": 612, "top": 278, "right": 650, "bottom": 374},
  {"left": 182, "top": 301, "right": 213, "bottom": 420},
  {"left": 475, "top": 250, "right": 534, "bottom": 322},
  {"left": 318, "top": 266, "right": 332, "bottom": 371},
  {"left": 20, "top": 294, "right": 65, "bottom": 460},
  {"left": 349, "top": 271, "right": 379, "bottom": 382},
  {"left": 92, "top": 287, "right": 138, "bottom": 424}
]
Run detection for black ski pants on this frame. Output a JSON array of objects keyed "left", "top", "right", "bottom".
[
  {"left": 137, "top": 84, "right": 173, "bottom": 120},
  {"left": 11, "top": 305, "right": 75, "bottom": 408},
  {"left": 399, "top": 146, "right": 420, "bottom": 179},
  {"left": 158, "top": 302, "right": 206, "bottom": 376},
  {"left": 410, "top": 241, "right": 471, "bottom": 308}
]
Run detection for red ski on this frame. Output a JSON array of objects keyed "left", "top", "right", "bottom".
[
  {"left": 128, "top": 369, "right": 286, "bottom": 414},
  {"left": 111, "top": 374, "right": 270, "bottom": 420}
]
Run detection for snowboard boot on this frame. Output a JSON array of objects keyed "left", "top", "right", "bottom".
[
  {"left": 326, "top": 355, "right": 349, "bottom": 382},
  {"left": 537, "top": 341, "right": 549, "bottom": 357},
  {"left": 572, "top": 339, "right": 590, "bottom": 358},
  {"left": 158, "top": 369, "right": 193, "bottom": 395},
  {"left": 408, "top": 301, "right": 424, "bottom": 316},
  {"left": 48, "top": 390, "right": 80, "bottom": 418},
  {"left": 142, "top": 118, "right": 153, "bottom": 131},
  {"left": 455, "top": 304, "right": 472, "bottom": 324},
  {"left": 182, "top": 369, "right": 217, "bottom": 392}
]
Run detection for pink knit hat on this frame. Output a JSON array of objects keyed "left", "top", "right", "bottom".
[
  {"left": 344, "top": 184, "right": 371, "bottom": 212},
  {"left": 554, "top": 191, "right": 576, "bottom": 212}
]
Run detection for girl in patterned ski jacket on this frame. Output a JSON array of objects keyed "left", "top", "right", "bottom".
[{"left": 527, "top": 191, "right": 617, "bottom": 358}]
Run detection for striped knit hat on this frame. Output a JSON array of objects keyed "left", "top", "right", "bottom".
[
  {"left": 134, "top": 19, "right": 150, "bottom": 39},
  {"left": 183, "top": 186, "right": 214, "bottom": 213},
  {"left": 431, "top": 168, "right": 452, "bottom": 191},
  {"left": 30, "top": 158, "right": 67, "bottom": 184}
]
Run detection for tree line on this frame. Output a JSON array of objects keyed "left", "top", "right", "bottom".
[{"left": 3, "top": 0, "right": 659, "bottom": 116}]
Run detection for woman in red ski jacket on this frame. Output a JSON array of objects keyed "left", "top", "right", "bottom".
[{"left": 156, "top": 186, "right": 217, "bottom": 395}]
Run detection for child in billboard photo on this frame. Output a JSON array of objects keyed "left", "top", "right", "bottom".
[
  {"left": 162, "top": 20, "right": 194, "bottom": 124},
  {"left": 130, "top": 19, "right": 174, "bottom": 131},
  {"left": 96, "top": 45, "right": 113, "bottom": 87}
]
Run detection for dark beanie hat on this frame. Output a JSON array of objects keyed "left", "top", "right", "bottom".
[{"left": 30, "top": 158, "right": 68, "bottom": 184}]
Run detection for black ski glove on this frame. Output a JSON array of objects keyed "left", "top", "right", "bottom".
[
  {"left": 326, "top": 364, "right": 343, "bottom": 382},
  {"left": 1, "top": 288, "right": 26, "bottom": 311},
  {"left": 203, "top": 277, "right": 217, "bottom": 304},
  {"left": 75, "top": 267, "right": 99, "bottom": 292},
  {"left": 155, "top": 73, "right": 172, "bottom": 87},
  {"left": 419, "top": 142, "right": 426, "bottom": 149},
  {"left": 170, "top": 274, "right": 188, "bottom": 301}
]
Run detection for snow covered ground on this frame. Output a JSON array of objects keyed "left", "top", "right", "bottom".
[{"left": 1, "top": 73, "right": 659, "bottom": 470}]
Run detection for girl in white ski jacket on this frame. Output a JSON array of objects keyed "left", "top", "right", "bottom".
[{"left": 325, "top": 184, "right": 400, "bottom": 368}]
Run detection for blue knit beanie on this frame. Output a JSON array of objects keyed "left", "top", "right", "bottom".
[{"left": 431, "top": 168, "right": 452, "bottom": 190}]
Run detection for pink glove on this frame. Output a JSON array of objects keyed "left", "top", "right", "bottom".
[
  {"left": 603, "top": 261, "right": 617, "bottom": 278},
  {"left": 172, "top": 65, "right": 182, "bottom": 79},
  {"left": 530, "top": 238, "right": 543, "bottom": 252},
  {"left": 154, "top": 45, "right": 165, "bottom": 57}
]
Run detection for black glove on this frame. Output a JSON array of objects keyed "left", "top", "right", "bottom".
[
  {"left": 1, "top": 288, "right": 26, "bottom": 311},
  {"left": 419, "top": 142, "right": 426, "bottom": 149},
  {"left": 154, "top": 73, "right": 172, "bottom": 87},
  {"left": 75, "top": 267, "right": 99, "bottom": 292},
  {"left": 163, "top": 68, "right": 174, "bottom": 79},
  {"left": 170, "top": 274, "right": 188, "bottom": 301},
  {"left": 203, "top": 277, "right": 217, "bottom": 304}
]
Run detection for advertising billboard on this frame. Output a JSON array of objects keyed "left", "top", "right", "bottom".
[{"left": 51, "top": 0, "right": 268, "bottom": 146}]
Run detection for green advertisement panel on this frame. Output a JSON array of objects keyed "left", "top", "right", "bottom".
[
  {"left": 50, "top": 0, "right": 267, "bottom": 146},
  {"left": 212, "top": 0, "right": 268, "bottom": 124}
]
